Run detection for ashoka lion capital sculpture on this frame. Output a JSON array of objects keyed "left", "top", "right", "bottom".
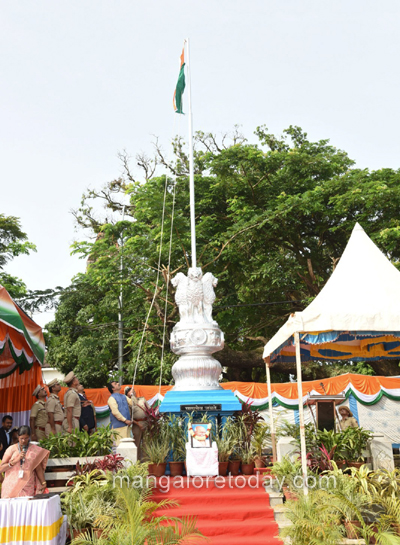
[{"left": 170, "top": 267, "right": 224, "bottom": 390}]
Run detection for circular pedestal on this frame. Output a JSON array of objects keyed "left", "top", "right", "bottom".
[{"left": 170, "top": 322, "right": 224, "bottom": 390}]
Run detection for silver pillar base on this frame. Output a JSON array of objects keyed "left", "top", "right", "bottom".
[
  {"left": 171, "top": 354, "right": 222, "bottom": 390},
  {"left": 170, "top": 322, "right": 224, "bottom": 391}
]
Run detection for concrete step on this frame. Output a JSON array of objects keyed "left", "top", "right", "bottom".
[
  {"left": 277, "top": 520, "right": 291, "bottom": 536},
  {"left": 273, "top": 505, "right": 290, "bottom": 523},
  {"left": 47, "top": 487, "right": 67, "bottom": 493},
  {"left": 45, "top": 471, "right": 74, "bottom": 480},
  {"left": 266, "top": 490, "right": 284, "bottom": 507}
]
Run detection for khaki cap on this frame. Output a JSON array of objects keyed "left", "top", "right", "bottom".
[
  {"left": 32, "top": 385, "right": 41, "bottom": 397},
  {"left": 63, "top": 371, "right": 76, "bottom": 384},
  {"left": 47, "top": 378, "right": 59, "bottom": 388},
  {"left": 338, "top": 406, "right": 353, "bottom": 417}
]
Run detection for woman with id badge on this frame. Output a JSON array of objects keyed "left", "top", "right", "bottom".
[{"left": 0, "top": 425, "right": 49, "bottom": 498}]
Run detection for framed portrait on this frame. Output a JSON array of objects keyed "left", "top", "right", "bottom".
[{"left": 188, "top": 422, "right": 212, "bottom": 448}]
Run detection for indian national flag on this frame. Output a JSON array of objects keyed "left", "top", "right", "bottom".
[{"left": 173, "top": 47, "right": 185, "bottom": 114}]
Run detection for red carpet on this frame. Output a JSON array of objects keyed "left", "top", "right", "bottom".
[{"left": 151, "top": 476, "right": 282, "bottom": 545}]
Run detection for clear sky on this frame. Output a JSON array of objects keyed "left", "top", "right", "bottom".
[{"left": 2, "top": 0, "right": 400, "bottom": 327}]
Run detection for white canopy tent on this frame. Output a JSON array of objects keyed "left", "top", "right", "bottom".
[{"left": 263, "top": 223, "right": 400, "bottom": 491}]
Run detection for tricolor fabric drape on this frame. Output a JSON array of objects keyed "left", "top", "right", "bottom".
[
  {"left": 0, "top": 286, "right": 45, "bottom": 378},
  {"left": 0, "top": 362, "right": 43, "bottom": 427},
  {"left": 0, "top": 285, "right": 45, "bottom": 427},
  {"left": 50, "top": 374, "right": 400, "bottom": 419}
]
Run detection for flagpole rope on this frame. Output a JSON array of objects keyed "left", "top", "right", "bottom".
[
  {"left": 133, "top": 42, "right": 185, "bottom": 393},
  {"left": 131, "top": 175, "right": 168, "bottom": 388},
  {"left": 158, "top": 176, "right": 177, "bottom": 393},
  {"left": 157, "top": 105, "right": 184, "bottom": 392},
  {"left": 132, "top": 114, "right": 178, "bottom": 389},
  {"left": 158, "top": 64, "right": 184, "bottom": 392}
]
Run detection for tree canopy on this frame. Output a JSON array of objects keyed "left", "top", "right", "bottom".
[
  {"left": 0, "top": 214, "right": 36, "bottom": 300},
  {"left": 46, "top": 126, "right": 400, "bottom": 387}
]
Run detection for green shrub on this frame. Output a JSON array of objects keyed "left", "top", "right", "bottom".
[{"left": 39, "top": 426, "right": 117, "bottom": 458}]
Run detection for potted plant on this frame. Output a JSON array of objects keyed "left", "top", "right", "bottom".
[
  {"left": 215, "top": 433, "right": 233, "bottom": 476},
  {"left": 335, "top": 490, "right": 371, "bottom": 539},
  {"left": 270, "top": 455, "right": 302, "bottom": 499},
  {"left": 71, "top": 479, "right": 205, "bottom": 544},
  {"left": 222, "top": 417, "right": 242, "bottom": 475},
  {"left": 342, "top": 427, "right": 372, "bottom": 467},
  {"left": 144, "top": 436, "right": 169, "bottom": 477},
  {"left": 62, "top": 489, "right": 104, "bottom": 539},
  {"left": 280, "top": 489, "right": 346, "bottom": 544},
  {"left": 240, "top": 444, "right": 256, "bottom": 475},
  {"left": 166, "top": 415, "right": 186, "bottom": 476},
  {"left": 39, "top": 426, "right": 118, "bottom": 490},
  {"left": 61, "top": 470, "right": 119, "bottom": 541},
  {"left": 252, "top": 422, "right": 270, "bottom": 468}
]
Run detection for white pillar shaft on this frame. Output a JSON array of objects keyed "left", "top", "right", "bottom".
[
  {"left": 294, "top": 332, "right": 308, "bottom": 495},
  {"left": 266, "top": 363, "right": 277, "bottom": 462}
]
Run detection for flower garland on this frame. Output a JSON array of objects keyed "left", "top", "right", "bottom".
[{"left": 188, "top": 422, "right": 212, "bottom": 441}]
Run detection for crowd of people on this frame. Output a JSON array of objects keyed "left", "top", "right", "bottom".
[{"left": 0, "top": 372, "right": 150, "bottom": 499}]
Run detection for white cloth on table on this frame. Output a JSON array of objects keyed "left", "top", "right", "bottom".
[
  {"left": 0, "top": 495, "right": 67, "bottom": 545},
  {"left": 185, "top": 441, "right": 219, "bottom": 477}
]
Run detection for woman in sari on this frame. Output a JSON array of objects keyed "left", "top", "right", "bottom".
[{"left": 0, "top": 425, "right": 49, "bottom": 498}]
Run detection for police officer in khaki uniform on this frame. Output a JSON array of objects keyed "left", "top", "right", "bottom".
[
  {"left": 125, "top": 386, "right": 148, "bottom": 459},
  {"left": 45, "top": 378, "right": 64, "bottom": 436},
  {"left": 30, "top": 385, "right": 48, "bottom": 441},
  {"left": 62, "top": 371, "right": 81, "bottom": 434},
  {"left": 338, "top": 406, "right": 359, "bottom": 430}
]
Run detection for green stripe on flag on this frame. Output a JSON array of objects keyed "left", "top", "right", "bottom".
[{"left": 175, "top": 63, "right": 186, "bottom": 114}]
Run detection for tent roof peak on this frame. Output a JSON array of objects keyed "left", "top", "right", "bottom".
[{"left": 263, "top": 223, "right": 400, "bottom": 361}]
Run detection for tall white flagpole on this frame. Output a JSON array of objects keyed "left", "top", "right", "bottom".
[{"left": 185, "top": 38, "right": 197, "bottom": 269}]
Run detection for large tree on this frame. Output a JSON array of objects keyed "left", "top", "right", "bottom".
[
  {"left": 0, "top": 214, "right": 36, "bottom": 300},
  {"left": 46, "top": 126, "right": 400, "bottom": 386}
]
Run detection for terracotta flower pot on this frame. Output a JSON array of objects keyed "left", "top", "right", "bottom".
[
  {"left": 391, "top": 523, "right": 400, "bottom": 535},
  {"left": 336, "top": 460, "right": 346, "bottom": 469},
  {"left": 228, "top": 460, "right": 241, "bottom": 476},
  {"left": 282, "top": 485, "right": 298, "bottom": 501},
  {"left": 218, "top": 461, "right": 229, "bottom": 476},
  {"left": 72, "top": 529, "right": 89, "bottom": 539},
  {"left": 254, "top": 457, "right": 266, "bottom": 468},
  {"left": 344, "top": 520, "right": 362, "bottom": 539},
  {"left": 369, "top": 525, "right": 379, "bottom": 544},
  {"left": 148, "top": 463, "right": 156, "bottom": 475},
  {"left": 346, "top": 461, "right": 365, "bottom": 469},
  {"left": 169, "top": 461, "right": 184, "bottom": 477},
  {"left": 152, "top": 463, "right": 167, "bottom": 477},
  {"left": 241, "top": 462, "right": 255, "bottom": 475}
]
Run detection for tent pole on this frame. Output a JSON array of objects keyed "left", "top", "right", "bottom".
[
  {"left": 294, "top": 331, "right": 308, "bottom": 495},
  {"left": 265, "top": 362, "right": 277, "bottom": 463}
]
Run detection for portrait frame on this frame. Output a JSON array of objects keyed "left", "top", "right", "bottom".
[{"left": 189, "top": 422, "right": 212, "bottom": 448}]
